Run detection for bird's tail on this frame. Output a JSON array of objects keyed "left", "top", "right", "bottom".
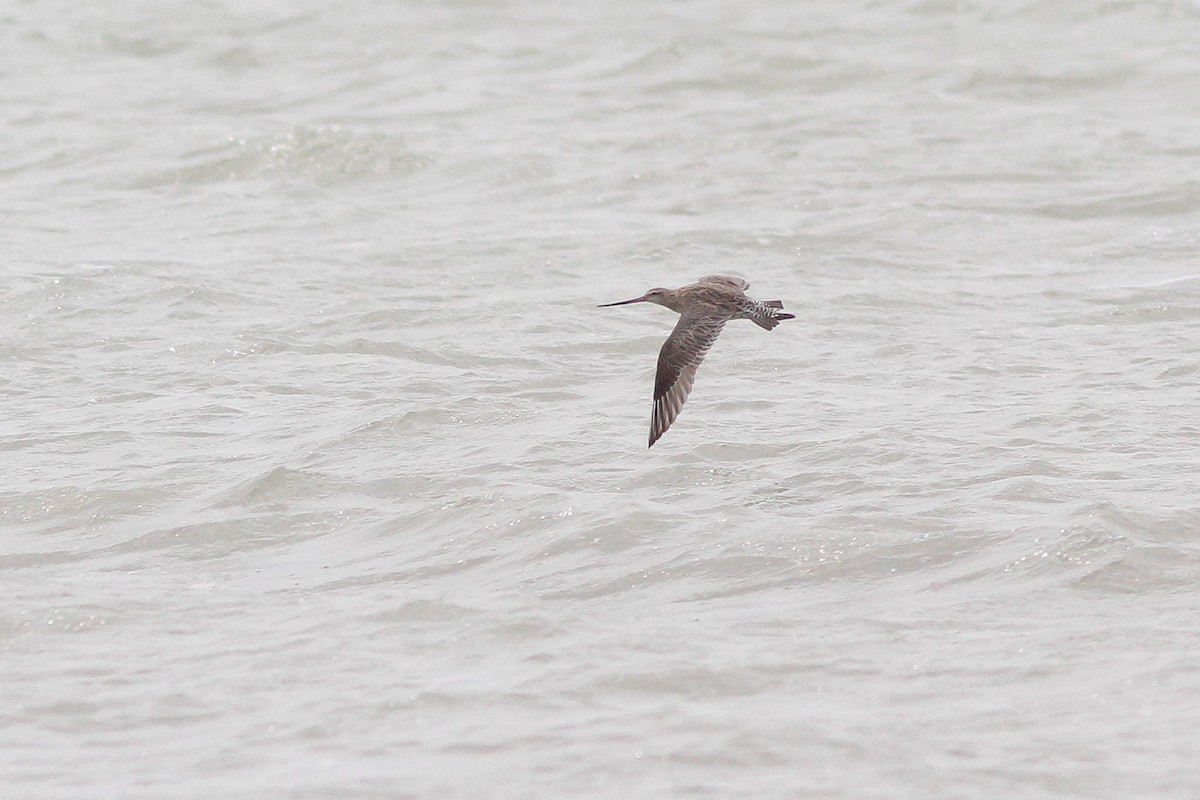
[{"left": 752, "top": 302, "right": 795, "bottom": 330}]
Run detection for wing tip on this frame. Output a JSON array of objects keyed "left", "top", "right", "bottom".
[
  {"left": 649, "top": 400, "right": 671, "bottom": 447},
  {"left": 649, "top": 425, "right": 663, "bottom": 447}
]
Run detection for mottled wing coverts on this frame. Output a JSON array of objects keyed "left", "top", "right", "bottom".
[{"left": 698, "top": 275, "right": 750, "bottom": 291}]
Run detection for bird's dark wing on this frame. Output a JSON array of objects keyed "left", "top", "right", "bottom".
[
  {"left": 650, "top": 311, "right": 727, "bottom": 447},
  {"left": 698, "top": 275, "right": 749, "bottom": 291}
]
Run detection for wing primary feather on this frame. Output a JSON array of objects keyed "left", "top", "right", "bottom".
[{"left": 647, "top": 311, "right": 727, "bottom": 446}]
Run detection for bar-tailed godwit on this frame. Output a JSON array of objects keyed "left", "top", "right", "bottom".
[{"left": 598, "top": 275, "right": 794, "bottom": 447}]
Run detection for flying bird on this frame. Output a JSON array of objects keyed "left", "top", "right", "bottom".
[{"left": 598, "top": 275, "right": 794, "bottom": 447}]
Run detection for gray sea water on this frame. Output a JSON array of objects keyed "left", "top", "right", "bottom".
[{"left": 6, "top": 1, "right": 1200, "bottom": 797}]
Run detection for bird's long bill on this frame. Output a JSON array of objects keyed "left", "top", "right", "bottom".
[{"left": 597, "top": 295, "right": 647, "bottom": 307}]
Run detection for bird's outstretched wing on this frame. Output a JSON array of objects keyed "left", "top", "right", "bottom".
[
  {"left": 650, "top": 311, "right": 727, "bottom": 447},
  {"left": 698, "top": 275, "right": 749, "bottom": 291}
]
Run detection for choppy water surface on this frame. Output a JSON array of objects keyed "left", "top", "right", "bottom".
[{"left": 6, "top": 1, "right": 1200, "bottom": 797}]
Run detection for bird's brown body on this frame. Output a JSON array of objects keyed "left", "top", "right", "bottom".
[{"left": 598, "top": 275, "right": 794, "bottom": 447}]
